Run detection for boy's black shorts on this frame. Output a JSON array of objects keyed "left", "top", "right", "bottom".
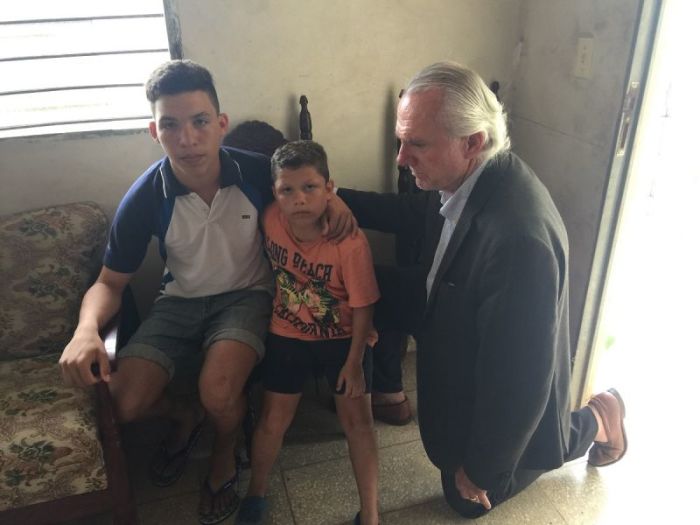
[{"left": 262, "top": 333, "right": 373, "bottom": 395}]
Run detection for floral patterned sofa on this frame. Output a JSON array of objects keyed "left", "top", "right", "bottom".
[{"left": 0, "top": 202, "right": 135, "bottom": 524}]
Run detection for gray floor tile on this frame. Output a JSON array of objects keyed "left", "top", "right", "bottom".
[
  {"left": 284, "top": 439, "right": 441, "bottom": 525},
  {"left": 130, "top": 469, "right": 293, "bottom": 525},
  {"left": 242, "top": 470, "right": 295, "bottom": 525},
  {"left": 536, "top": 460, "right": 610, "bottom": 525},
  {"left": 381, "top": 481, "right": 566, "bottom": 525},
  {"left": 377, "top": 440, "right": 443, "bottom": 510},
  {"left": 283, "top": 452, "right": 360, "bottom": 525},
  {"left": 374, "top": 417, "right": 421, "bottom": 449},
  {"left": 63, "top": 343, "right": 674, "bottom": 525},
  {"left": 475, "top": 482, "right": 565, "bottom": 525},
  {"left": 381, "top": 497, "right": 466, "bottom": 525},
  {"left": 277, "top": 398, "right": 350, "bottom": 471},
  {"left": 537, "top": 456, "right": 675, "bottom": 525},
  {"left": 136, "top": 490, "right": 202, "bottom": 524},
  {"left": 277, "top": 434, "right": 350, "bottom": 471}
]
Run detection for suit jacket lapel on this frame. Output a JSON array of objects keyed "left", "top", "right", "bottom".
[{"left": 424, "top": 159, "right": 507, "bottom": 312}]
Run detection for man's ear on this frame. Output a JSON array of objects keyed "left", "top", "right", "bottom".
[
  {"left": 218, "top": 112, "right": 230, "bottom": 133},
  {"left": 326, "top": 179, "right": 335, "bottom": 200},
  {"left": 148, "top": 121, "right": 159, "bottom": 142},
  {"left": 463, "top": 131, "right": 486, "bottom": 159}
]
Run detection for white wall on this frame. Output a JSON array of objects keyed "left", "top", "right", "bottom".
[
  {"left": 0, "top": 0, "right": 641, "bottom": 335},
  {"left": 0, "top": 0, "right": 521, "bottom": 310},
  {"left": 172, "top": 0, "right": 521, "bottom": 193},
  {"left": 508, "top": 0, "right": 641, "bottom": 348}
]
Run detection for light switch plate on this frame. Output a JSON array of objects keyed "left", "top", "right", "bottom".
[{"left": 574, "top": 36, "right": 594, "bottom": 78}]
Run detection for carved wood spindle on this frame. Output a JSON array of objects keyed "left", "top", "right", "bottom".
[{"left": 299, "top": 95, "right": 312, "bottom": 140}]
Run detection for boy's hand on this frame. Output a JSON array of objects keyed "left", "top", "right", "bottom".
[
  {"left": 336, "top": 361, "right": 366, "bottom": 398},
  {"left": 323, "top": 193, "right": 358, "bottom": 243},
  {"left": 59, "top": 326, "right": 111, "bottom": 388}
]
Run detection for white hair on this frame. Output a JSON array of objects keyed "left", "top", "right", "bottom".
[{"left": 405, "top": 61, "right": 510, "bottom": 162}]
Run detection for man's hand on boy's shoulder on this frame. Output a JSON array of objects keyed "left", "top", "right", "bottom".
[{"left": 323, "top": 192, "right": 358, "bottom": 243}]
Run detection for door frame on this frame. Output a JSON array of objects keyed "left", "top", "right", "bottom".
[{"left": 571, "top": 0, "right": 663, "bottom": 408}]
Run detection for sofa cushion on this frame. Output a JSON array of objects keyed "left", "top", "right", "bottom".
[
  {"left": 0, "top": 202, "right": 107, "bottom": 360},
  {"left": 0, "top": 356, "right": 108, "bottom": 511}
]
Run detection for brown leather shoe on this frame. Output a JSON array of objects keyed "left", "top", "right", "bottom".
[
  {"left": 372, "top": 397, "right": 412, "bottom": 426},
  {"left": 587, "top": 388, "right": 628, "bottom": 467}
]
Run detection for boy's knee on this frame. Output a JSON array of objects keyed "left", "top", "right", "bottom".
[
  {"left": 198, "top": 346, "right": 253, "bottom": 414},
  {"left": 108, "top": 357, "right": 169, "bottom": 423},
  {"left": 199, "top": 375, "right": 241, "bottom": 415},
  {"left": 337, "top": 409, "right": 373, "bottom": 435},
  {"left": 257, "top": 409, "right": 292, "bottom": 437}
]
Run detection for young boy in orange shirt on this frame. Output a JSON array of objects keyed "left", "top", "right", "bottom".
[{"left": 236, "top": 141, "right": 380, "bottom": 525}]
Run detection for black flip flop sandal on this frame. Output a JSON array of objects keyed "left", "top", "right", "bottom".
[
  {"left": 149, "top": 417, "right": 205, "bottom": 487},
  {"left": 199, "top": 466, "right": 241, "bottom": 525}
]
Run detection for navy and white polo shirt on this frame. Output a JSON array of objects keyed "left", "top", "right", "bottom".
[{"left": 104, "top": 147, "right": 274, "bottom": 298}]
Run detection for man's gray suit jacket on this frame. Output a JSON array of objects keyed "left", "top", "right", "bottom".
[{"left": 339, "top": 152, "right": 572, "bottom": 490}]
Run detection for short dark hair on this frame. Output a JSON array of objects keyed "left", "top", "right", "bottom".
[
  {"left": 271, "top": 140, "right": 329, "bottom": 182},
  {"left": 145, "top": 59, "right": 220, "bottom": 113},
  {"left": 223, "top": 120, "right": 287, "bottom": 157}
]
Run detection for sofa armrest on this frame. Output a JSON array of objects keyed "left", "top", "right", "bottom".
[
  {"left": 93, "top": 316, "right": 136, "bottom": 522},
  {"left": 101, "top": 315, "right": 120, "bottom": 373},
  {"left": 88, "top": 315, "right": 120, "bottom": 378}
]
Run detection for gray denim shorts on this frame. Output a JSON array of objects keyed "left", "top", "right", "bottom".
[{"left": 118, "top": 289, "right": 272, "bottom": 381}]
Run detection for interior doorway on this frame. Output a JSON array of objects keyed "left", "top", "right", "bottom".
[
  {"left": 592, "top": 0, "right": 699, "bottom": 407},
  {"left": 586, "top": 1, "right": 699, "bottom": 513}
]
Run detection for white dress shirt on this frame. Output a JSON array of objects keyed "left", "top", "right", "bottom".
[{"left": 426, "top": 162, "right": 487, "bottom": 297}]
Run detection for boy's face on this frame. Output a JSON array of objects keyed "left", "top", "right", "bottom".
[
  {"left": 273, "top": 165, "right": 333, "bottom": 227},
  {"left": 148, "top": 90, "right": 228, "bottom": 184}
]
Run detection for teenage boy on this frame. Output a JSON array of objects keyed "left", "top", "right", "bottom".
[
  {"left": 236, "top": 141, "right": 380, "bottom": 525},
  {"left": 59, "top": 60, "right": 351, "bottom": 525}
]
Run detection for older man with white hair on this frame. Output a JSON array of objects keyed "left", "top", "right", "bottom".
[{"left": 337, "top": 61, "right": 627, "bottom": 518}]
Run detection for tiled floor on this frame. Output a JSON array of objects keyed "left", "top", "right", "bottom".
[{"left": 68, "top": 351, "right": 669, "bottom": 525}]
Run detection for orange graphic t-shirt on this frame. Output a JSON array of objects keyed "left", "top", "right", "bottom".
[{"left": 263, "top": 203, "right": 380, "bottom": 343}]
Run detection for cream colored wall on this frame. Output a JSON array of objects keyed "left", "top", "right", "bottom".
[
  {"left": 0, "top": 0, "right": 641, "bottom": 335},
  {"left": 173, "top": 0, "right": 521, "bottom": 192},
  {"left": 0, "top": 0, "right": 521, "bottom": 310},
  {"left": 508, "top": 0, "right": 641, "bottom": 348},
  {"left": 0, "top": 0, "right": 522, "bottom": 216}
]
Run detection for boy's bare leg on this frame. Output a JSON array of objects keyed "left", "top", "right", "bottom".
[
  {"left": 246, "top": 391, "right": 302, "bottom": 496},
  {"left": 199, "top": 340, "right": 258, "bottom": 490},
  {"left": 335, "top": 394, "right": 379, "bottom": 525}
]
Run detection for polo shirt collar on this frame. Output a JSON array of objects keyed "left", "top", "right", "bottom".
[{"left": 159, "top": 148, "right": 243, "bottom": 198}]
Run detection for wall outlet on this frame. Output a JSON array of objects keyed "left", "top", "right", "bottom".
[{"left": 574, "top": 36, "right": 594, "bottom": 79}]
